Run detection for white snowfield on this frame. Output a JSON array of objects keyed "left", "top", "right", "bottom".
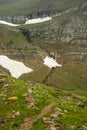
[
  {"left": 25, "top": 17, "right": 52, "bottom": 24},
  {"left": 0, "top": 17, "right": 52, "bottom": 26},
  {"left": 0, "top": 55, "right": 33, "bottom": 78},
  {"left": 0, "top": 20, "right": 19, "bottom": 27},
  {"left": 43, "top": 56, "right": 62, "bottom": 68}
]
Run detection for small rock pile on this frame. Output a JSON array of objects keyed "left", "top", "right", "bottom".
[
  {"left": 23, "top": 88, "right": 36, "bottom": 108},
  {"left": 42, "top": 107, "right": 65, "bottom": 130}
]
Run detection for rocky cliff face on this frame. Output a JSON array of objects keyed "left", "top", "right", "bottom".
[
  {"left": 60, "top": 16, "right": 87, "bottom": 44},
  {"left": 0, "top": 10, "right": 87, "bottom": 65},
  {"left": 22, "top": 12, "right": 87, "bottom": 64},
  {"left": 0, "top": 15, "right": 26, "bottom": 24},
  {"left": 60, "top": 15, "right": 87, "bottom": 64},
  {"left": 0, "top": 8, "right": 75, "bottom": 24}
]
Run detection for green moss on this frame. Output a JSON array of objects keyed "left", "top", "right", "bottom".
[{"left": 31, "top": 119, "right": 44, "bottom": 130}]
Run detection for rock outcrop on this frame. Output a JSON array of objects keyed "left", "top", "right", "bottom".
[{"left": 0, "top": 9, "right": 87, "bottom": 65}]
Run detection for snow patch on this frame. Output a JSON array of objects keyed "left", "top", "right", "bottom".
[
  {"left": 43, "top": 56, "right": 62, "bottom": 68},
  {"left": 0, "top": 20, "right": 19, "bottom": 26},
  {"left": 0, "top": 17, "right": 52, "bottom": 26},
  {"left": 0, "top": 55, "right": 33, "bottom": 78},
  {"left": 25, "top": 17, "right": 52, "bottom": 25}
]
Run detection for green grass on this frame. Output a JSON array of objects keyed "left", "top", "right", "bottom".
[
  {"left": 54, "top": 93, "right": 87, "bottom": 130},
  {"left": 31, "top": 119, "right": 44, "bottom": 130},
  {"left": 32, "top": 91, "right": 87, "bottom": 130},
  {"left": 44, "top": 65, "right": 87, "bottom": 95},
  {"left": 0, "top": 69, "right": 87, "bottom": 130},
  {"left": 22, "top": 64, "right": 87, "bottom": 97},
  {"left": 0, "top": 71, "right": 56, "bottom": 130},
  {"left": 21, "top": 66, "right": 50, "bottom": 83},
  {"left": 0, "top": 0, "right": 84, "bottom": 16},
  {"left": 0, "top": 0, "right": 42, "bottom": 16},
  {"left": 31, "top": 84, "right": 55, "bottom": 113}
]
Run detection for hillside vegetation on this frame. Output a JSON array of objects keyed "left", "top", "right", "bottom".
[
  {"left": 0, "top": 70, "right": 87, "bottom": 130},
  {"left": 0, "top": 0, "right": 85, "bottom": 16},
  {"left": 0, "top": 1, "right": 87, "bottom": 129}
]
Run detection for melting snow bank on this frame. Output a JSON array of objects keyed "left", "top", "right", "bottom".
[
  {"left": 0, "top": 17, "right": 52, "bottom": 26},
  {"left": 0, "top": 20, "right": 19, "bottom": 27},
  {"left": 43, "top": 56, "right": 62, "bottom": 68},
  {"left": 25, "top": 17, "right": 52, "bottom": 25},
  {"left": 0, "top": 55, "right": 33, "bottom": 78}
]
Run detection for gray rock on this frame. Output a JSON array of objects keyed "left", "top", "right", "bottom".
[
  {"left": 27, "top": 88, "right": 32, "bottom": 94},
  {"left": 51, "top": 114, "right": 60, "bottom": 122},
  {"left": 54, "top": 107, "right": 62, "bottom": 112},
  {"left": 42, "top": 117, "right": 53, "bottom": 124},
  {"left": 50, "top": 125, "right": 57, "bottom": 130}
]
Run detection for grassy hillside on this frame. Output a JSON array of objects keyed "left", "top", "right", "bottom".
[
  {"left": 0, "top": 0, "right": 85, "bottom": 16},
  {"left": 0, "top": 70, "right": 87, "bottom": 130},
  {"left": 0, "top": 69, "right": 55, "bottom": 130},
  {"left": 0, "top": 0, "right": 42, "bottom": 16},
  {"left": 0, "top": 1, "right": 87, "bottom": 129},
  {"left": 22, "top": 65, "right": 87, "bottom": 97}
]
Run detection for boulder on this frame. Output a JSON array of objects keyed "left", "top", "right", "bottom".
[{"left": 50, "top": 125, "right": 57, "bottom": 130}]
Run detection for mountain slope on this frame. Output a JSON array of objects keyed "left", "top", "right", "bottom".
[
  {"left": 0, "top": 0, "right": 42, "bottom": 15},
  {"left": 0, "top": 0, "right": 85, "bottom": 16},
  {"left": 0, "top": 9, "right": 87, "bottom": 96},
  {"left": 0, "top": 69, "right": 87, "bottom": 130},
  {"left": 0, "top": 1, "right": 87, "bottom": 130}
]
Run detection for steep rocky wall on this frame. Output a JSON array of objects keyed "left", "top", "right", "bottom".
[
  {"left": 23, "top": 14, "right": 87, "bottom": 64},
  {"left": 0, "top": 12, "right": 87, "bottom": 65},
  {"left": 60, "top": 16, "right": 87, "bottom": 44},
  {"left": 0, "top": 7, "right": 78, "bottom": 24},
  {"left": 0, "top": 15, "right": 26, "bottom": 24}
]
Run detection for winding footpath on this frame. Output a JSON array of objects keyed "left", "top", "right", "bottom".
[{"left": 19, "top": 100, "right": 56, "bottom": 130}]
